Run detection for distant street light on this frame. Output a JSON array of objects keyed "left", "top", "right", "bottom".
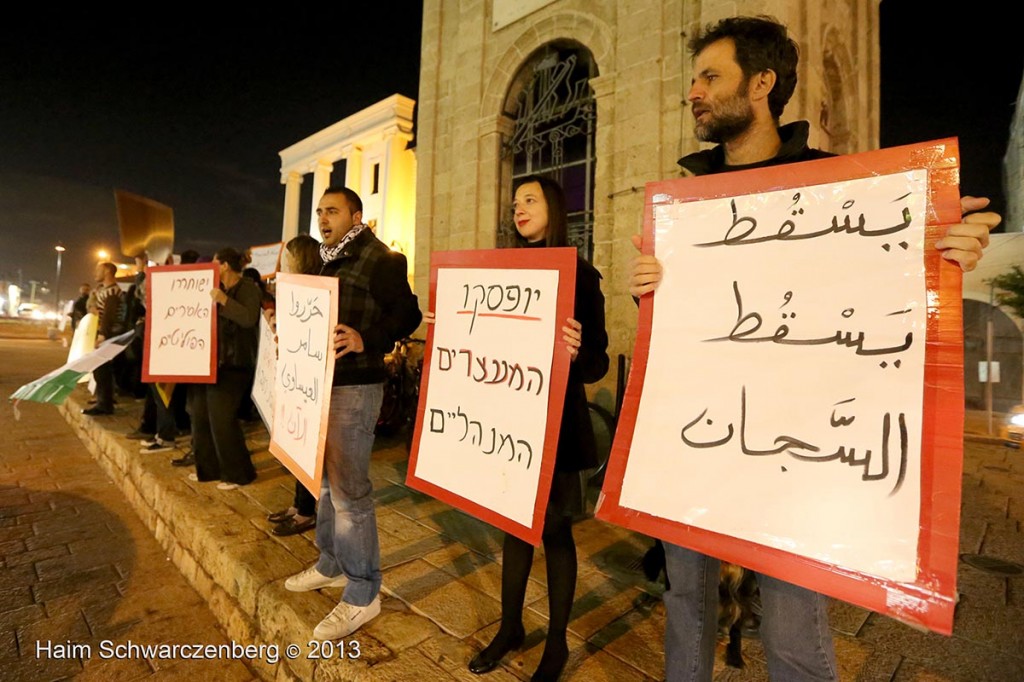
[{"left": 54, "top": 245, "right": 65, "bottom": 330}]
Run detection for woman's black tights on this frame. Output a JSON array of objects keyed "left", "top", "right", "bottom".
[{"left": 484, "top": 513, "right": 576, "bottom": 680}]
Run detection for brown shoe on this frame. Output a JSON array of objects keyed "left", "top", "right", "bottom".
[{"left": 272, "top": 515, "right": 316, "bottom": 536}]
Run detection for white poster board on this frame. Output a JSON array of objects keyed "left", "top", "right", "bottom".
[
  {"left": 406, "top": 248, "right": 576, "bottom": 545},
  {"left": 142, "top": 264, "right": 218, "bottom": 383},
  {"left": 268, "top": 273, "right": 337, "bottom": 496},
  {"left": 618, "top": 170, "right": 928, "bottom": 581},
  {"left": 252, "top": 312, "right": 277, "bottom": 431},
  {"left": 249, "top": 242, "right": 284, "bottom": 279}
]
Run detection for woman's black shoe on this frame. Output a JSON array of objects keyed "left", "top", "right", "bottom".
[
  {"left": 468, "top": 627, "right": 525, "bottom": 674},
  {"left": 530, "top": 640, "right": 568, "bottom": 681},
  {"left": 171, "top": 452, "right": 195, "bottom": 467}
]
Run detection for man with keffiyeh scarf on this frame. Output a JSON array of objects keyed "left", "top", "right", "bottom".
[{"left": 283, "top": 186, "right": 421, "bottom": 641}]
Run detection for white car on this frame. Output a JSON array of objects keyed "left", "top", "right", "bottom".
[{"left": 1004, "top": 405, "right": 1024, "bottom": 448}]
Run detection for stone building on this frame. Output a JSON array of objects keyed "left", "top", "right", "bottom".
[
  {"left": 413, "top": 0, "right": 881, "bottom": 397},
  {"left": 277, "top": 95, "right": 418, "bottom": 275}
]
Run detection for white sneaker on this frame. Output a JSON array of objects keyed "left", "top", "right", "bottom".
[
  {"left": 313, "top": 597, "right": 380, "bottom": 640},
  {"left": 284, "top": 566, "right": 347, "bottom": 592},
  {"left": 140, "top": 438, "right": 174, "bottom": 454}
]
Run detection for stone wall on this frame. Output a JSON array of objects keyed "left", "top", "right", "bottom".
[{"left": 414, "top": 0, "right": 880, "bottom": 401}]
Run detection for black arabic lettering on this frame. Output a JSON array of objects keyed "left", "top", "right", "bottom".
[
  {"left": 708, "top": 282, "right": 914, "bottom": 356},
  {"left": 680, "top": 390, "right": 909, "bottom": 491},
  {"left": 695, "top": 196, "right": 913, "bottom": 247}
]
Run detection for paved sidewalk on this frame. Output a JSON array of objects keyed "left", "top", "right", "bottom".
[
  {"left": 0, "top": 338, "right": 253, "bottom": 680},
  {"left": 4, "top": 332, "right": 1024, "bottom": 680}
]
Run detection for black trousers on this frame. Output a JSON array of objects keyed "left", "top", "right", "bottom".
[
  {"left": 190, "top": 368, "right": 257, "bottom": 485},
  {"left": 294, "top": 480, "right": 317, "bottom": 517},
  {"left": 93, "top": 363, "right": 115, "bottom": 411}
]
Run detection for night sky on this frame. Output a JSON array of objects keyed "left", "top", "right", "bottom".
[
  {"left": 1, "top": 4, "right": 1020, "bottom": 308},
  {"left": 0, "top": 7, "right": 424, "bottom": 301}
]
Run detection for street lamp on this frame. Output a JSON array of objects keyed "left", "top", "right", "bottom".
[{"left": 54, "top": 245, "right": 65, "bottom": 327}]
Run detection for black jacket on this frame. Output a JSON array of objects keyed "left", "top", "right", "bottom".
[
  {"left": 555, "top": 255, "right": 610, "bottom": 471},
  {"left": 216, "top": 276, "right": 262, "bottom": 369},
  {"left": 677, "top": 121, "right": 834, "bottom": 176}
]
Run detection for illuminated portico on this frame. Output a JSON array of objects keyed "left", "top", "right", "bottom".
[{"left": 278, "top": 94, "right": 417, "bottom": 277}]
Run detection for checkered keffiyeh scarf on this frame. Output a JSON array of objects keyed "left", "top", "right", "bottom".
[{"left": 320, "top": 223, "right": 367, "bottom": 264}]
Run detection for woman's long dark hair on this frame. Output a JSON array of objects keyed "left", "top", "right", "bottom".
[{"left": 512, "top": 174, "right": 569, "bottom": 248}]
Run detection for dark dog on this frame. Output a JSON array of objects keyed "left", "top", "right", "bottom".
[{"left": 641, "top": 540, "right": 760, "bottom": 668}]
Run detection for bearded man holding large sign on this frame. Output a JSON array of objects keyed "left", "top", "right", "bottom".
[{"left": 601, "top": 15, "right": 1001, "bottom": 682}]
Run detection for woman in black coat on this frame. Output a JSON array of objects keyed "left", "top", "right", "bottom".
[{"left": 467, "top": 175, "right": 609, "bottom": 681}]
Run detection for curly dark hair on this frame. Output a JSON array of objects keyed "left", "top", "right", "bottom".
[
  {"left": 213, "top": 247, "right": 244, "bottom": 273},
  {"left": 688, "top": 15, "right": 799, "bottom": 121}
]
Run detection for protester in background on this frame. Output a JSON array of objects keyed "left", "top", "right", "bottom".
[
  {"left": 70, "top": 283, "right": 90, "bottom": 331},
  {"left": 130, "top": 252, "right": 182, "bottom": 455},
  {"left": 168, "top": 249, "right": 202, "bottom": 466},
  {"left": 116, "top": 252, "right": 149, "bottom": 399},
  {"left": 265, "top": 234, "right": 322, "bottom": 536},
  {"left": 186, "top": 247, "right": 261, "bottom": 490},
  {"left": 82, "top": 262, "right": 125, "bottom": 417},
  {"left": 242, "top": 266, "right": 274, "bottom": 309},
  {"left": 128, "top": 250, "right": 201, "bottom": 446}
]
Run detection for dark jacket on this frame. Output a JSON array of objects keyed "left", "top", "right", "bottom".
[
  {"left": 71, "top": 294, "right": 89, "bottom": 330},
  {"left": 677, "top": 121, "right": 834, "bottom": 176},
  {"left": 216, "top": 276, "right": 262, "bottom": 369},
  {"left": 525, "top": 242, "right": 610, "bottom": 472},
  {"left": 319, "top": 228, "right": 422, "bottom": 386}
]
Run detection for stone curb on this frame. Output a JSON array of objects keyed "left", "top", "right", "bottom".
[{"left": 58, "top": 394, "right": 439, "bottom": 681}]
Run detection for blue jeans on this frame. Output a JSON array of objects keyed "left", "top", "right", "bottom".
[
  {"left": 315, "top": 383, "right": 384, "bottom": 607},
  {"left": 663, "top": 543, "right": 837, "bottom": 682}
]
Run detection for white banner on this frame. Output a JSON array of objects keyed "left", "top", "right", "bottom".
[
  {"left": 269, "top": 274, "right": 337, "bottom": 494},
  {"left": 619, "top": 170, "right": 928, "bottom": 581},
  {"left": 252, "top": 312, "right": 277, "bottom": 432}
]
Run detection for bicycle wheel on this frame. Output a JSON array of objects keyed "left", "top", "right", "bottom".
[
  {"left": 586, "top": 402, "right": 616, "bottom": 488},
  {"left": 376, "top": 376, "right": 404, "bottom": 436}
]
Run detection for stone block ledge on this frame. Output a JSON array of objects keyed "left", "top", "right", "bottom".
[{"left": 58, "top": 394, "right": 441, "bottom": 682}]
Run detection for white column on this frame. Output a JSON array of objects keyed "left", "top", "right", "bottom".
[
  {"left": 343, "top": 145, "right": 363, "bottom": 196},
  {"left": 309, "top": 160, "right": 334, "bottom": 238},
  {"left": 281, "top": 171, "right": 303, "bottom": 242},
  {"left": 380, "top": 126, "right": 408, "bottom": 244}
]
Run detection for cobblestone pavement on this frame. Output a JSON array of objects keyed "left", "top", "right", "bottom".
[
  {"left": 0, "top": 338, "right": 256, "bottom": 681},
  {"left": 3, "top": 330, "right": 1024, "bottom": 681}
]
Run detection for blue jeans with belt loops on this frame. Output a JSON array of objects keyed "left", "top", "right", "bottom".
[
  {"left": 315, "top": 383, "right": 384, "bottom": 607},
  {"left": 663, "top": 542, "right": 838, "bottom": 681}
]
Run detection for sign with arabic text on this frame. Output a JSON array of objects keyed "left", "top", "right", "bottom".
[
  {"left": 597, "top": 139, "right": 965, "bottom": 634},
  {"left": 268, "top": 273, "right": 337, "bottom": 496},
  {"left": 406, "top": 248, "right": 577, "bottom": 545}
]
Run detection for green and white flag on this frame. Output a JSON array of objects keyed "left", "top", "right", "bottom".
[{"left": 10, "top": 330, "right": 135, "bottom": 407}]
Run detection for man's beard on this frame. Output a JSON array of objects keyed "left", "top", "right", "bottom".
[{"left": 694, "top": 84, "right": 755, "bottom": 144}]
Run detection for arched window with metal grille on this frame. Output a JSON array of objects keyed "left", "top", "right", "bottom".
[{"left": 499, "top": 42, "right": 598, "bottom": 261}]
